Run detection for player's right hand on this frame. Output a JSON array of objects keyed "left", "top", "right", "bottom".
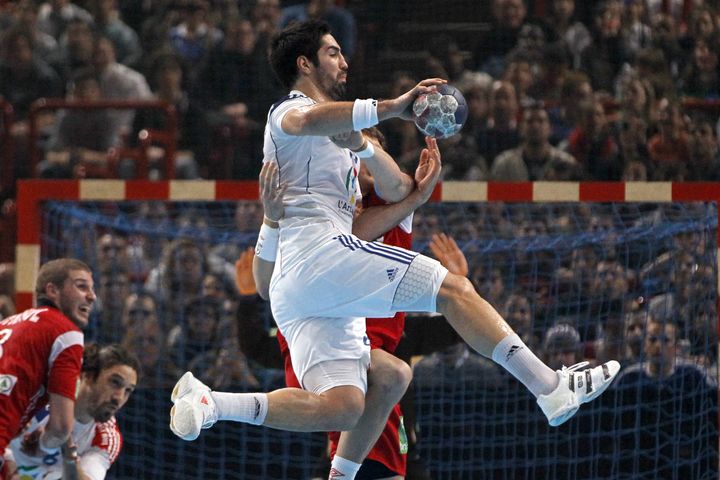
[
  {"left": 259, "top": 162, "right": 286, "bottom": 223},
  {"left": 392, "top": 78, "right": 447, "bottom": 121},
  {"left": 19, "top": 429, "right": 41, "bottom": 457}
]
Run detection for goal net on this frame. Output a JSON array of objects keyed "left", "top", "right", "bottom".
[{"left": 16, "top": 180, "right": 719, "bottom": 480}]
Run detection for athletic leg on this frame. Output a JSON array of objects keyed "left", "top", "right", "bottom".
[
  {"left": 333, "top": 349, "right": 412, "bottom": 463},
  {"left": 170, "top": 359, "right": 369, "bottom": 440},
  {"left": 435, "top": 271, "right": 620, "bottom": 426}
]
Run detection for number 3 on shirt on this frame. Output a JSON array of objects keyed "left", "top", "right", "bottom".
[{"left": 0, "top": 328, "right": 11, "bottom": 359}]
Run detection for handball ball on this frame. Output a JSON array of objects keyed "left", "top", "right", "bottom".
[{"left": 412, "top": 84, "right": 468, "bottom": 139}]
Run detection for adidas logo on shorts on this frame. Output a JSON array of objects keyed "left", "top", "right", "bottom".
[{"left": 386, "top": 267, "right": 399, "bottom": 281}]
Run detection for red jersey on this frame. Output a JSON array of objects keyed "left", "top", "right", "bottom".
[
  {"left": 0, "top": 306, "right": 84, "bottom": 451},
  {"left": 276, "top": 189, "right": 413, "bottom": 476}
]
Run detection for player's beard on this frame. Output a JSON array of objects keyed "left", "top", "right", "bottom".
[
  {"left": 329, "top": 79, "right": 347, "bottom": 101},
  {"left": 91, "top": 402, "right": 118, "bottom": 423}
]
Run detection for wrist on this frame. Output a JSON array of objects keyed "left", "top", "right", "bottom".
[
  {"left": 62, "top": 445, "right": 78, "bottom": 463},
  {"left": 38, "top": 435, "right": 60, "bottom": 456},
  {"left": 376, "top": 98, "right": 401, "bottom": 121},
  {"left": 351, "top": 139, "right": 375, "bottom": 159},
  {"left": 263, "top": 216, "right": 279, "bottom": 228},
  {"left": 256, "top": 222, "right": 279, "bottom": 261},
  {"left": 351, "top": 99, "right": 378, "bottom": 130}
]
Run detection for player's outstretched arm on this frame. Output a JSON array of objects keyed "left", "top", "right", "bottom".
[
  {"left": 353, "top": 137, "right": 442, "bottom": 241},
  {"left": 252, "top": 162, "right": 285, "bottom": 300},
  {"left": 280, "top": 78, "right": 447, "bottom": 137}
]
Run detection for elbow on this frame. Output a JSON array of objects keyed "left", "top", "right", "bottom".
[{"left": 375, "top": 177, "right": 413, "bottom": 203}]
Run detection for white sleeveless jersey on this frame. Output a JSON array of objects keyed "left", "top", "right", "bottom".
[
  {"left": 262, "top": 91, "right": 362, "bottom": 240},
  {"left": 8, "top": 407, "right": 121, "bottom": 480}
]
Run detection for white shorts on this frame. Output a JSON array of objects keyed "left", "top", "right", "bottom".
[
  {"left": 270, "top": 220, "right": 448, "bottom": 384},
  {"left": 303, "top": 358, "right": 369, "bottom": 394}
]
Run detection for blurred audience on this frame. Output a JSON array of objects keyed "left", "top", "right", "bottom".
[{"left": 491, "top": 103, "right": 578, "bottom": 180}]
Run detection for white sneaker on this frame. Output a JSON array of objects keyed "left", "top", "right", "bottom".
[
  {"left": 537, "top": 360, "right": 620, "bottom": 427},
  {"left": 169, "top": 371, "right": 218, "bottom": 441}
]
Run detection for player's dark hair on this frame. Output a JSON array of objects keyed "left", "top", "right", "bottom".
[
  {"left": 35, "top": 258, "right": 92, "bottom": 304},
  {"left": 269, "top": 20, "right": 332, "bottom": 89},
  {"left": 362, "top": 127, "right": 387, "bottom": 150},
  {"left": 82, "top": 343, "right": 142, "bottom": 383}
]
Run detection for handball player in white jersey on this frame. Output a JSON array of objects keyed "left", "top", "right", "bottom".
[{"left": 170, "top": 19, "right": 621, "bottom": 480}]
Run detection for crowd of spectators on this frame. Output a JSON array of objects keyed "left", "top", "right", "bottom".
[
  {"left": 0, "top": 1, "right": 719, "bottom": 478},
  {"left": 3, "top": 198, "right": 714, "bottom": 391},
  {"left": 1, "top": 0, "right": 720, "bottom": 189},
  {"left": 0, "top": 198, "right": 716, "bottom": 477}
]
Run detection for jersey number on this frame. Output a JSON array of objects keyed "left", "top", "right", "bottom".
[{"left": 0, "top": 328, "right": 11, "bottom": 359}]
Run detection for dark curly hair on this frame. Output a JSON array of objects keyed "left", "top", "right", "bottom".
[
  {"left": 269, "top": 20, "right": 332, "bottom": 89},
  {"left": 82, "top": 343, "right": 142, "bottom": 383}
]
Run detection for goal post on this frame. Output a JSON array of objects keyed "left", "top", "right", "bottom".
[
  {"left": 15, "top": 179, "right": 720, "bottom": 311},
  {"left": 13, "top": 179, "right": 720, "bottom": 480}
]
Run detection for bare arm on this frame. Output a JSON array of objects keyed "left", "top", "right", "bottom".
[
  {"left": 353, "top": 137, "right": 442, "bottom": 240},
  {"left": 252, "top": 162, "right": 285, "bottom": 301},
  {"left": 280, "top": 79, "right": 446, "bottom": 137},
  {"left": 331, "top": 131, "right": 415, "bottom": 202},
  {"left": 40, "top": 393, "right": 74, "bottom": 450}
]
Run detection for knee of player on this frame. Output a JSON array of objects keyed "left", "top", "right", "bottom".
[
  {"left": 319, "top": 389, "right": 365, "bottom": 430},
  {"left": 369, "top": 355, "right": 412, "bottom": 397},
  {"left": 330, "top": 394, "right": 365, "bottom": 430},
  {"left": 438, "top": 273, "right": 475, "bottom": 306}
]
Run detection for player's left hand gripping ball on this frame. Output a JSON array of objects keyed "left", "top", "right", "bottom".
[{"left": 412, "top": 84, "right": 468, "bottom": 139}]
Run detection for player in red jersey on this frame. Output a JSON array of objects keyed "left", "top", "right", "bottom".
[
  {"left": 0, "top": 259, "right": 95, "bottom": 478},
  {"left": 4, "top": 343, "right": 139, "bottom": 480}
]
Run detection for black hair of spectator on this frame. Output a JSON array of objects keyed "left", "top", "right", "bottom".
[
  {"left": 269, "top": 19, "right": 332, "bottom": 89},
  {"left": 542, "top": 41, "right": 572, "bottom": 67},
  {"left": 82, "top": 343, "right": 142, "bottom": 383},
  {"left": 67, "top": 66, "right": 101, "bottom": 94},
  {"left": 0, "top": 24, "right": 35, "bottom": 58}
]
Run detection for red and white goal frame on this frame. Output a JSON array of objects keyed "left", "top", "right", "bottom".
[{"left": 13, "top": 179, "right": 720, "bottom": 315}]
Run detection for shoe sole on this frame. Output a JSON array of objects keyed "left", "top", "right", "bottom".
[
  {"left": 170, "top": 399, "right": 203, "bottom": 441},
  {"left": 169, "top": 372, "right": 203, "bottom": 441},
  {"left": 548, "top": 404, "right": 580, "bottom": 427}
]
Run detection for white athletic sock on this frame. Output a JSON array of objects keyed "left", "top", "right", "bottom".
[
  {"left": 491, "top": 333, "right": 559, "bottom": 397},
  {"left": 211, "top": 392, "right": 268, "bottom": 425},
  {"left": 328, "top": 456, "right": 361, "bottom": 480}
]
